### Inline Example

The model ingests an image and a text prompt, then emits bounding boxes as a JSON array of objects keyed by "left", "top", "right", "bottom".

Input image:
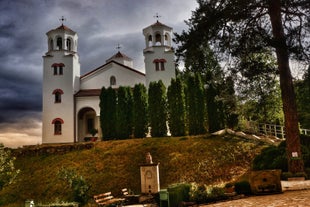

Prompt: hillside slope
[{"left": 0, "top": 134, "right": 271, "bottom": 206}]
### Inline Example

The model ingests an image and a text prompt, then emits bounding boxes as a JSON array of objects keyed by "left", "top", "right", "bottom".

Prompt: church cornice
[{"left": 80, "top": 60, "right": 145, "bottom": 80}]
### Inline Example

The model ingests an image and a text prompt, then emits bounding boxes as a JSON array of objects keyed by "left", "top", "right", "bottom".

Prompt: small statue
[{"left": 146, "top": 152, "right": 153, "bottom": 164}]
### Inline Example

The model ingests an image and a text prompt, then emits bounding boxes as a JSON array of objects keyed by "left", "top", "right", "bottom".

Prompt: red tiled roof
[
  {"left": 75, "top": 89, "right": 101, "bottom": 97},
  {"left": 47, "top": 24, "right": 76, "bottom": 34},
  {"left": 150, "top": 21, "right": 172, "bottom": 29},
  {"left": 106, "top": 51, "right": 132, "bottom": 62}
]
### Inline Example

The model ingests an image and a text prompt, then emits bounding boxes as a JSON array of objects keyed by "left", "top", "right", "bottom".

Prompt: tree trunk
[{"left": 268, "top": 0, "right": 304, "bottom": 173}]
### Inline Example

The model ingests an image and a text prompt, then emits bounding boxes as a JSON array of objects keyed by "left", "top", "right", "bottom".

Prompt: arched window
[
  {"left": 153, "top": 59, "right": 166, "bottom": 71},
  {"left": 57, "top": 37, "right": 62, "bottom": 50},
  {"left": 53, "top": 89, "right": 64, "bottom": 103},
  {"left": 51, "top": 63, "right": 65, "bottom": 75},
  {"left": 66, "top": 38, "right": 71, "bottom": 51},
  {"left": 155, "top": 33, "right": 161, "bottom": 45},
  {"left": 110, "top": 76, "right": 116, "bottom": 86},
  {"left": 53, "top": 66, "right": 58, "bottom": 75},
  {"left": 52, "top": 118, "right": 64, "bottom": 135},
  {"left": 148, "top": 35, "right": 153, "bottom": 47},
  {"left": 49, "top": 39, "right": 54, "bottom": 50},
  {"left": 164, "top": 33, "right": 170, "bottom": 46}
]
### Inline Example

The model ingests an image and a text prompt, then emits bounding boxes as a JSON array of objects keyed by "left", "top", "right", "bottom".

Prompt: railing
[{"left": 248, "top": 122, "right": 310, "bottom": 139}]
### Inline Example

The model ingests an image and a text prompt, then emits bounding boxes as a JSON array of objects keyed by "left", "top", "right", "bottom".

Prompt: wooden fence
[{"left": 248, "top": 122, "right": 310, "bottom": 139}]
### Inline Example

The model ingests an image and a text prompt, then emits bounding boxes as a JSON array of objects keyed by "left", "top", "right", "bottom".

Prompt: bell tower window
[
  {"left": 52, "top": 118, "right": 64, "bottom": 135},
  {"left": 51, "top": 63, "right": 65, "bottom": 75},
  {"left": 155, "top": 33, "right": 161, "bottom": 45},
  {"left": 53, "top": 89, "right": 64, "bottom": 103},
  {"left": 148, "top": 35, "right": 153, "bottom": 47},
  {"left": 153, "top": 59, "right": 166, "bottom": 71},
  {"left": 59, "top": 66, "right": 63, "bottom": 75},
  {"left": 57, "top": 37, "right": 62, "bottom": 50},
  {"left": 53, "top": 66, "right": 58, "bottom": 75},
  {"left": 49, "top": 39, "right": 54, "bottom": 51},
  {"left": 66, "top": 38, "right": 71, "bottom": 51}
]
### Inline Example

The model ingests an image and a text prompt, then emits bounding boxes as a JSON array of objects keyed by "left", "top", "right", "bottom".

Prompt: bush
[
  {"left": 234, "top": 181, "right": 251, "bottom": 195},
  {"left": 252, "top": 135, "right": 310, "bottom": 174},
  {"left": 207, "top": 187, "right": 227, "bottom": 202},
  {"left": 189, "top": 183, "right": 227, "bottom": 204},
  {"left": 252, "top": 142, "right": 287, "bottom": 171},
  {"left": 189, "top": 184, "right": 208, "bottom": 204},
  {"left": 168, "top": 183, "right": 191, "bottom": 207},
  {"left": 58, "top": 167, "right": 90, "bottom": 205}
]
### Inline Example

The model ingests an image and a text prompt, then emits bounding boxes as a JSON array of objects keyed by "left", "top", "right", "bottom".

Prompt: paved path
[{"left": 201, "top": 190, "right": 310, "bottom": 207}]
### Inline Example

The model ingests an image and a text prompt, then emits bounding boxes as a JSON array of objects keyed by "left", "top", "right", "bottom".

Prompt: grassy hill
[{"left": 0, "top": 134, "right": 272, "bottom": 206}]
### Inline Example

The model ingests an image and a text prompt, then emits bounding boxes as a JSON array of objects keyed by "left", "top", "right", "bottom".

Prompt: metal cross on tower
[
  {"left": 116, "top": 43, "right": 122, "bottom": 51},
  {"left": 59, "top": 16, "right": 66, "bottom": 25},
  {"left": 153, "top": 13, "right": 161, "bottom": 22}
]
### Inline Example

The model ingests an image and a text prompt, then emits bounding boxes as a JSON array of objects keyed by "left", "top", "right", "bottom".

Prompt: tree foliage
[
  {"left": 167, "top": 77, "right": 186, "bottom": 136},
  {"left": 186, "top": 73, "right": 206, "bottom": 135},
  {"left": 133, "top": 84, "right": 148, "bottom": 138},
  {"left": 116, "top": 86, "right": 133, "bottom": 139},
  {"left": 237, "top": 52, "right": 284, "bottom": 124},
  {"left": 175, "top": 0, "right": 310, "bottom": 173},
  {"left": 148, "top": 81, "right": 168, "bottom": 137},
  {"left": 0, "top": 144, "right": 19, "bottom": 190},
  {"left": 295, "top": 66, "right": 310, "bottom": 129},
  {"left": 100, "top": 87, "right": 117, "bottom": 140}
]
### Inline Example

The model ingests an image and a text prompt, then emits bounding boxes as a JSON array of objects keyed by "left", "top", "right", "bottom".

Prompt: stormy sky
[{"left": 0, "top": 0, "right": 198, "bottom": 148}]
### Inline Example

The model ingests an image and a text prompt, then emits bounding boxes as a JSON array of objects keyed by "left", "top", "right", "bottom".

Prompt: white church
[{"left": 42, "top": 20, "right": 176, "bottom": 144}]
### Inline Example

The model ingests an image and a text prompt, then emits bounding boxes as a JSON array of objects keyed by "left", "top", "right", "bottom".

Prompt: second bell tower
[{"left": 143, "top": 20, "right": 175, "bottom": 88}]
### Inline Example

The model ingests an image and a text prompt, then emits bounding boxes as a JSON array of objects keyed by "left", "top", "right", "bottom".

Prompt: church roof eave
[{"left": 80, "top": 60, "right": 145, "bottom": 80}]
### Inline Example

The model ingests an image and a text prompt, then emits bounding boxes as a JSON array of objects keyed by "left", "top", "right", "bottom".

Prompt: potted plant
[{"left": 90, "top": 128, "right": 98, "bottom": 141}]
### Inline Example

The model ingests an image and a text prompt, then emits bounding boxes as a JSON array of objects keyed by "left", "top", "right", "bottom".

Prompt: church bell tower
[
  {"left": 143, "top": 19, "right": 175, "bottom": 88},
  {"left": 42, "top": 19, "right": 80, "bottom": 144}
]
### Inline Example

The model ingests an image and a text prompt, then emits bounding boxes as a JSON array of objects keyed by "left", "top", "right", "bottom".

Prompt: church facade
[{"left": 42, "top": 21, "right": 175, "bottom": 144}]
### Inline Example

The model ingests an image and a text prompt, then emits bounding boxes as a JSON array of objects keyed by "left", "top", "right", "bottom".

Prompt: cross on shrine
[
  {"left": 153, "top": 13, "right": 161, "bottom": 21},
  {"left": 59, "top": 16, "right": 66, "bottom": 25},
  {"left": 116, "top": 43, "right": 122, "bottom": 51}
]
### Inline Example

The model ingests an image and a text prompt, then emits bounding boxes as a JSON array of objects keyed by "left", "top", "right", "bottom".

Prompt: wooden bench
[
  {"left": 121, "top": 188, "right": 139, "bottom": 205},
  {"left": 122, "top": 188, "right": 129, "bottom": 196},
  {"left": 94, "top": 192, "right": 125, "bottom": 206}
]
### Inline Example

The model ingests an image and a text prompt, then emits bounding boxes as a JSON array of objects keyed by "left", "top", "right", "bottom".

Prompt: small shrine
[{"left": 140, "top": 152, "right": 160, "bottom": 194}]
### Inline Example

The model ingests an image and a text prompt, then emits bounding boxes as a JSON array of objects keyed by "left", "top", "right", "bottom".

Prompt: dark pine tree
[
  {"left": 133, "top": 84, "right": 148, "bottom": 138},
  {"left": 167, "top": 77, "right": 186, "bottom": 136},
  {"left": 116, "top": 86, "right": 133, "bottom": 139},
  {"left": 99, "top": 87, "right": 117, "bottom": 140},
  {"left": 148, "top": 80, "right": 167, "bottom": 137}
]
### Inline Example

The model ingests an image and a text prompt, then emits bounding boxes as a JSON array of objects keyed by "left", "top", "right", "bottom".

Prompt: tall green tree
[
  {"left": 236, "top": 52, "right": 284, "bottom": 124},
  {"left": 116, "top": 86, "right": 133, "bottom": 139},
  {"left": 0, "top": 144, "right": 19, "bottom": 190},
  {"left": 100, "top": 87, "right": 117, "bottom": 140},
  {"left": 175, "top": 0, "right": 310, "bottom": 173},
  {"left": 133, "top": 84, "right": 148, "bottom": 138},
  {"left": 186, "top": 73, "right": 206, "bottom": 135},
  {"left": 167, "top": 77, "right": 186, "bottom": 136},
  {"left": 148, "top": 81, "right": 167, "bottom": 137}
]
